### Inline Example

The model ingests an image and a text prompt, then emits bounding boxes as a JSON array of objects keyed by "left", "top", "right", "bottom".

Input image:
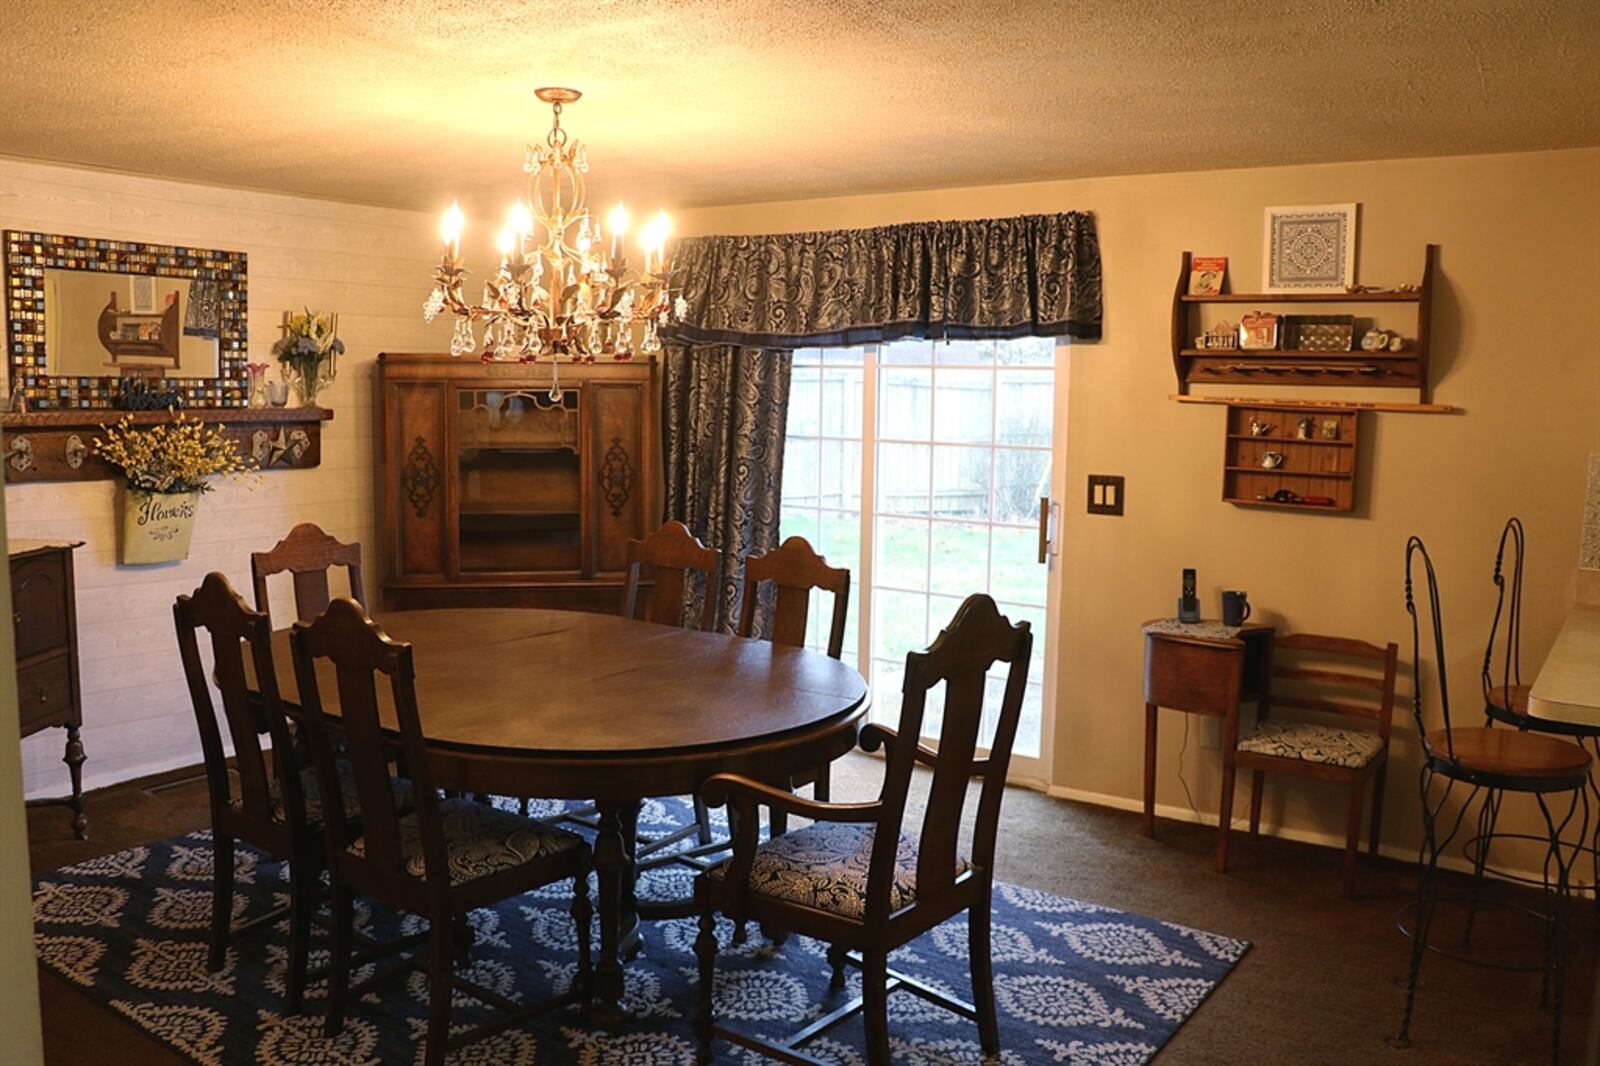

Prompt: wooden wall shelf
[
  {"left": 1, "top": 406, "right": 332, "bottom": 483},
  {"left": 1220, "top": 403, "right": 1360, "bottom": 513},
  {"left": 1171, "top": 245, "right": 1437, "bottom": 402}
]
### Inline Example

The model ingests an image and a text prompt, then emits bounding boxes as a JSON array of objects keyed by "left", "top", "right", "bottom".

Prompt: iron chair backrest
[
  {"left": 1481, "top": 516, "right": 1525, "bottom": 706},
  {"left": 252, "top": 522, "right": 366, "bottom": 625},
  {"left": 1404, "top": 535, "right": 1457, "bottom": 765},
  {"left": 1265, "top": 633, "right": 1400, "bottom": 744},
  {"left": 622, "top": 520, "right": 720, "bottom": 630},
  {"left": 870, "top": 594, "right": 1032, "bottom": 921},
  {"left": 737, "top": 535, "right": 850, "bottom": 657},
  {"left": 174, "top": 572, "right": 305, "bottom": 830},
  {"left": 289, "top": 598, "right": 446, "bottom": 907}
]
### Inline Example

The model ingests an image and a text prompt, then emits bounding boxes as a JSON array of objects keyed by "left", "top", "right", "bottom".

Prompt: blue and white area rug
[{"left": 32, "top": 799, "right": 1249, "bottom": 1064}]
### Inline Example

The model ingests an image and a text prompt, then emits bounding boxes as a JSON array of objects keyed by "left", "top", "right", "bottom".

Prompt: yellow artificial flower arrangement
[{"left": 93, "top": 412, "right": 251, "bottom": 494}]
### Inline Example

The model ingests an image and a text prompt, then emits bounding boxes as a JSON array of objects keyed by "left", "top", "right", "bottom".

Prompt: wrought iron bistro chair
[
  {"left": 738, "top": 535, "right": 852, "bottom": 839},
  {"left": 694, "top": 594, "right": 1033, "bottom": 1064},
  {"left": 1393, "top": 537, "right": 1591, "bottom": 1062},
  {"left": 251, "top": 521, "right": 367, "bottom": 625},
  {"left": 1473, "top": 518, "right": 1600, "bottom": 905},
  {"left": 290, "top": 599, "right": 593, "bottom": 1066},
  {"left": 1232, "top": 633, "right": 1399, "bottom": 897},
  {"left": 174, "top": 573, "right": 327, "bottom": 1011}
]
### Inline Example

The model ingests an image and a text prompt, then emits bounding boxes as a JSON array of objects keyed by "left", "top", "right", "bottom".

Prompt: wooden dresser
[{"left": 10, "top": 539, "right": 87, "bottom": 839}]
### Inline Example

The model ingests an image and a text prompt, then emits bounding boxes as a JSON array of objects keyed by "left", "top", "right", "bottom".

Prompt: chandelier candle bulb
[{"left": 440, "top": 200, "right": 464, "bottom": 259}]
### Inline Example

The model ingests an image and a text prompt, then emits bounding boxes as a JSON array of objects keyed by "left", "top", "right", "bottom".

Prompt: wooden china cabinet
[{"left": 377, "top": 353, "right": 658, "bottom": 613}]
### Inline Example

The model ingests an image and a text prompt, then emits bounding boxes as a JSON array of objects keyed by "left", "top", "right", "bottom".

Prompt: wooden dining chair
[
  {"left": 173, "top": 572, "right": 323, "bottom": 1011},
  {"left": 618, "top": 519, "right": 721, "bottom": 852},
  {"left": 622, "top": 519, "right": 720, "bottom": 630},
  {"left": 1231, "top": 632, "right": 1399, "bottom": 896},
  {"left": 289, "top": 598, "right": 593, "bottom": 1065},
  {"left": 694, "top": 594, "right": 1033, "bottom": 1064},
  {"left": 251, "top": 522, "right": 366, "bottom": 624},
  {"left": 737, "top": 534, "right": 850, "bottom": 837}
]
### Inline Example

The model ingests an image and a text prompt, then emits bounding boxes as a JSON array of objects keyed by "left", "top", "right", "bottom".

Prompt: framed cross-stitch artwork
[{"left": 1262, "top": 204, "right": 1358, "bottom": 293}]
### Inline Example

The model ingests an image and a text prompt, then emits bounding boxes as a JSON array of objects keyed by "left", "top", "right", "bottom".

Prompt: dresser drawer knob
[{"left": 37, "top": 685, "right": 48, "bottom": 704}]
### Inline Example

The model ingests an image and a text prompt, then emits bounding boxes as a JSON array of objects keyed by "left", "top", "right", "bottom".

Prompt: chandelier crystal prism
[{"left": 423, "top": 87, "right": 681, "bottom": 366}]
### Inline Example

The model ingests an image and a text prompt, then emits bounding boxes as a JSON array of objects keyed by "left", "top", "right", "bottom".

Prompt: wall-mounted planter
[
  {"left": 0, "top": 406, "right": 332, "bottom": 483},
  {"left": 120, "top": 488, "right": 200, "bottom": 564}
]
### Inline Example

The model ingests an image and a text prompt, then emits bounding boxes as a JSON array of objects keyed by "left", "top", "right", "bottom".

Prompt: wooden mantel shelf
[{"left": 1, "top": 406, "right": 334, "bottom": 483}]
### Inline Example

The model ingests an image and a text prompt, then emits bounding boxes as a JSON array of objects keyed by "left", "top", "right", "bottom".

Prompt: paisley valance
[{"left": 663, "top": 212, "right": 1102, "bottom": 348}]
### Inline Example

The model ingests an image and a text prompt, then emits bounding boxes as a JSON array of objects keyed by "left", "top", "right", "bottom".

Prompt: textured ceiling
[{"left": 2, "top": 1, "right": 1596, "bottom": 215}]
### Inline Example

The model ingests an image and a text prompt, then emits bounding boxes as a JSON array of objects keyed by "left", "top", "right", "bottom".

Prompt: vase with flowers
[
  {"left": 94, "top": 413, "right": 251, "bottom": 564},
  {"left": 272, "top": 309, "right": 344, "bottom": 408}
]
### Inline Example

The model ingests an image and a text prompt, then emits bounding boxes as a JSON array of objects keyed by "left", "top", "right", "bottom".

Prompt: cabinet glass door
[{"left": 456, "top": 388, "right": 582, "bottom": 573}]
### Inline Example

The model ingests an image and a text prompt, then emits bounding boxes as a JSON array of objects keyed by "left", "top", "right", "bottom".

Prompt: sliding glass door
[{"left": 782, "top": 337, "right": 1063, "bottom": 782}]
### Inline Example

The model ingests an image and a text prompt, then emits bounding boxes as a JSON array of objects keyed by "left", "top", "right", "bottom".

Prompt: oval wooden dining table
[{"left": 267, "top": 606, "right": 870, "bottom": 1019}]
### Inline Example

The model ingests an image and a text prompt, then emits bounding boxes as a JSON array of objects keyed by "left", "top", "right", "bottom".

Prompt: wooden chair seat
[
  {"left": 1237, "top": 720, "right": 1385, "bottom": 770},
  {"left": 256, "top": 762, "right": 414, "bottom": 827},
  {"left": 1425, "top": 726, "right": 1592, "bottom": 778},
  {"left": 350, "top": 797, "right": 586, "bottom": 886},
  {"left": 704, "top": 821, "right": 970, "bottom": 920},
  {"left": 1485, "top": 683, "right": 1532, "bottom": 716}
]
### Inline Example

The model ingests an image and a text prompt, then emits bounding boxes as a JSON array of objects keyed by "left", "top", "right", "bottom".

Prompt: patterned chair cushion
[
  {"left": 350, "top": 798, "right": 585, "bottom": 885},
  {"left": 260, "top": 761, "right": 414, "bottom": 827},
  {"left": 1236, "top": 721, "right": 1385, "bottom": 770},
  {"left": 704, "top": 821, "right": 970, "bottom": 920}
]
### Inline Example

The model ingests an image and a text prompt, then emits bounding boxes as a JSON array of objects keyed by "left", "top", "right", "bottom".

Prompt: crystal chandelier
[{"left": 423, "top": 87, "right": 680, "bottom": 378}]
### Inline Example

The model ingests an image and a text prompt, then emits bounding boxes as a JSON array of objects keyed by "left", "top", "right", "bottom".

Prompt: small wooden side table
[
  {"left": 10, "top": 539, "right": 87, "bottom": 839},
  {"left": 1141, "top": 619, "right": 1274, "bottom": 871}
]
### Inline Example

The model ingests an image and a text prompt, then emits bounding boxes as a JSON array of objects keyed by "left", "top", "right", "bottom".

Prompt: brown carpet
[{"left": 26, "top": 754, "right": 1596, "bottom": 1065}]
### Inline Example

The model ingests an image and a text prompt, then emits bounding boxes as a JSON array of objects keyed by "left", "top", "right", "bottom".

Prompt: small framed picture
[
  {"left": 1188, "top": 256, "right": 1228, "bottom": 296},
  {"left": 1263, "top": 203, "right": 1358, "bottom": 293},
  {"left": 1238, "top": 310, "right": 1280, "bottom": 350}
]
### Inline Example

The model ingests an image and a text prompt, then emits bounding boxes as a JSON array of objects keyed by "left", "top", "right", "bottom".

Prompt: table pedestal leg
[{"left": 592, "top": 798, "right": 642, "bottom": 1025}]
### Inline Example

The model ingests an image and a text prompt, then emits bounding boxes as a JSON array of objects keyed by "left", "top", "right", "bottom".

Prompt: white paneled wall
[{"left": 1, "top": 158, "right": 465, "bottom": 797}]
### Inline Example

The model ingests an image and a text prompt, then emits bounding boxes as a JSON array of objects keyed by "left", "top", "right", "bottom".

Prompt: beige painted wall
[
  {"left": 676, "top": 147, "right": 1600, "bottom": 867},
  {"left": 0, "top": 157, "right": 500, "bottom": 797}
]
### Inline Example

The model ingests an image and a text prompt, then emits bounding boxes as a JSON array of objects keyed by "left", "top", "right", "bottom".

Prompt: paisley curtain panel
[
  {"left": 665, "top": 211, "right": 1103, "bottom": 349},
  {"left": 662, "top": 344, "right": 793, "bottom": 632}
]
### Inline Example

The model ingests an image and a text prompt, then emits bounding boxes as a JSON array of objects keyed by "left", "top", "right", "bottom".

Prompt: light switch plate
[{"left": 1087, "top": 474, "right": 1125, "bottom": 516}]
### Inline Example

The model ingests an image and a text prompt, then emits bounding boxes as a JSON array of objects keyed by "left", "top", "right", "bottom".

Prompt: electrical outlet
[{"left": 1087, "top": 474, "right": 1125, "bottom": 515}]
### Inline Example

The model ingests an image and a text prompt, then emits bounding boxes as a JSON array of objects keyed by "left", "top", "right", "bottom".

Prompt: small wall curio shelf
[{"left": 0, "top": 406, "right": 333, "bottom": 484}]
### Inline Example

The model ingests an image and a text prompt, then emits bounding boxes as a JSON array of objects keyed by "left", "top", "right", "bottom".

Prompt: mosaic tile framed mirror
[{"left": 3, "top": 230, "right": 248, "bottom": 410}]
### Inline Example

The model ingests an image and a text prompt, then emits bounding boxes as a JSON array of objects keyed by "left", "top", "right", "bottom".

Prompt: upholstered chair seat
[
  {"left": 350, "top": 797, "right": 586, "bottom": 885},
  {"left": 705, "top": 820, "right": 970, "bottom": 920},
  {"left": 1236, "top": 720, "right": 1385, "bottom": 770},
  {"left": 259, "top": 761, "right": 415, "bottom": 826}
]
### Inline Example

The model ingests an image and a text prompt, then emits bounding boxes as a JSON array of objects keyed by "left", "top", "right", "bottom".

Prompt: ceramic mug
[{"left": 1221, "top": 590, "right": 1251, "bottom": 627}]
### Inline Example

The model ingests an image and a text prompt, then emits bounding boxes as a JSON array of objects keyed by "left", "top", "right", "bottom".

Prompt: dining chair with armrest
[{"left": 694, "top": 593, "right": 1033, "bottom": 1064}]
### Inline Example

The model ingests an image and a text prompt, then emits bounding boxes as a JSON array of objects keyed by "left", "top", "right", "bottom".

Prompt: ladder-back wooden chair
[
  {"left": 173, "top": 572, "right": 322, "bottom": 1011},
  {"left": 251, "top": 522, "right": 366, "bottom": 625},
  {"left": 619, "top": 520, "right": 721, "bottom": 852},
  {"left": 738, "top": 534, "right": 851, "bottom": 837},
  {"left": 1231, "top": 632, "right": 1399, "bottom": 896},
  {"left": 622, "top": 519, "right": 720, "bottom": 630},
  {"left": 290, "top": 598, "right": 593, "bottom": 1066},
  {"left": 1393, "top": 537, "right": 1591, "bottom": 1060},
  {"left": 694, "top": 594, "right": 1033, "bottom": 1064}
]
